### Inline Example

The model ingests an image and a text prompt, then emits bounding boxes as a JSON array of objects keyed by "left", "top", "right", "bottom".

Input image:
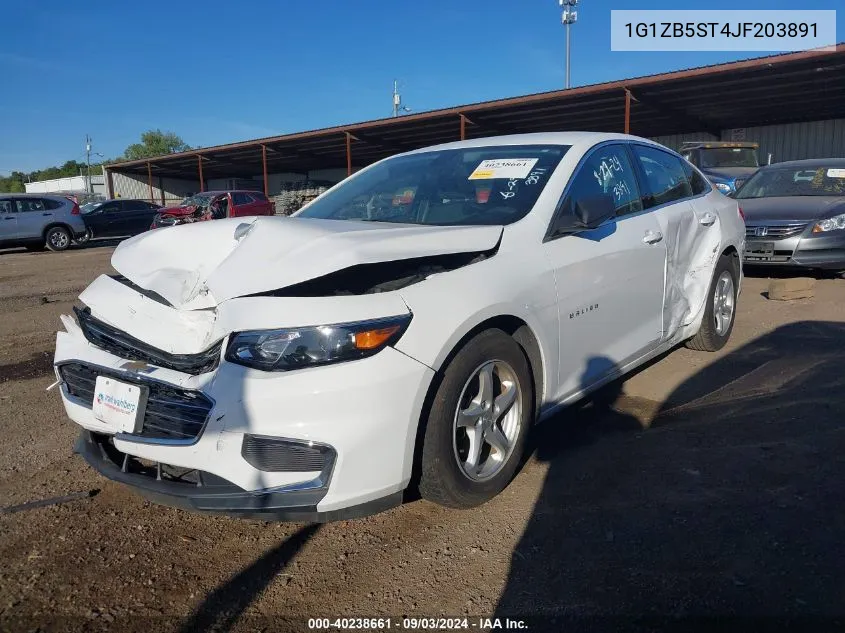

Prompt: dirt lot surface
[{"left": 1, "top": 244, "right": 844, "bottom": 632}]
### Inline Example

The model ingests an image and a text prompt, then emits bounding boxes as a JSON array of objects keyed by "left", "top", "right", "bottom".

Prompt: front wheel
[
  {"left": 686, "top": 253, "right": 738, "bottom": 352},
  {"left": 74, "top": 228, "right": 92, "bottom": 245},
  {"left": 44, "top": 226, "right": 71, "bottom": 252},
  {"left": 418, "top": 329, "right": 533, "bottom": 509}
]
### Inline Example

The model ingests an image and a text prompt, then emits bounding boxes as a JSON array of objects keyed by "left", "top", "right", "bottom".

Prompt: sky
[{"left": 0, "top": 0, "right": 842, "bottom": 173}]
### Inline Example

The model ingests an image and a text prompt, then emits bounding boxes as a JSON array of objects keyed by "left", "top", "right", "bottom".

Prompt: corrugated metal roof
[{"left": 109, "top": 45, "right": 845, "bottom": 179}]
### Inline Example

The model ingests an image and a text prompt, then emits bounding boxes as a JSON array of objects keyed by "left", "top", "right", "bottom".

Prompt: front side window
[
  {"left": 632, "top": 145, "right": 693, "bottom": 208},
  {"left": 558, "top": 144, "right": 642, "bottom": 220},
  {"left": 736, "top": 166, "right": 845, "bottom": 199},
  {"left": 210, "top": 195, "right": 229, "bottom": 219},
  {"left": 16, "top": 198, "right": 46, "bottom": 213},
  {"left": 0, "top": 199, "right": 14, "bottom": 214},
  {"left": 297, "top": 145, "right": 569, "bottom": 226}
]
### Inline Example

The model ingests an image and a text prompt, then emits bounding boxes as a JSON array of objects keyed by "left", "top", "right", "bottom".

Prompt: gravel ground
[{"left": 0, "top": 243, "right": 844, "bottom": 633}]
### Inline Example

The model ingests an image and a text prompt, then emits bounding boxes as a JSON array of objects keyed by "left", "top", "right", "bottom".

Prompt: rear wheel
[
  {"left": 44, "top": 226, "right": 71, "bottom": 252},
  {"left": 686, "top": 253, "right": 738, "bottom": 352},
  {"left": 419, "top": 329, "right": 533, "bottom": 509}
]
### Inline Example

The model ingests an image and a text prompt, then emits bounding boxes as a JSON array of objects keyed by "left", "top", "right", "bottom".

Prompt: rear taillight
[
  {"left": 71, "top": 203, "right": 80, "bottom": 215},
  {"left": 737, "top": 205, "right": 745, "bottom": 222}
]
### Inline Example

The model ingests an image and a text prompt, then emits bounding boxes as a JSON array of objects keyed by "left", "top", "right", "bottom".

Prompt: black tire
[
  {"left": 686, "top": 253, "right": 739, "bottom": 352},
  {"left": 44, "top": 226, "right": 71, "bottom": 252},
  {"left": 418, "top": 329, "right": 534, "bottom": 509},
  {"left": 74, "top": 228, "right": 92, "bottom": 245}
]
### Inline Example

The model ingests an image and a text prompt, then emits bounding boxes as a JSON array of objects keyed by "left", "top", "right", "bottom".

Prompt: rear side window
[
  {"left": 0, "top": 199, "right": 13, "bottom": 214},
  {"left": 560, "top": 144, "right": 643, "bottom": 219},
  {"left": 232, "top": 192, "right": 252, "bottom": 205},
  {"left": 251, "top": 192, "right": 268, "bottom": 201},
  {"left": 43, "top": 198, "right": 64, "bottom": 210},
  {"left": 682, "top": 162, "right": 711, "bottom": 195},
  {"left": 631, "top": 145, "right": 693, "bottom": 208},
  {"left": 16, "top": 198, "right": 46, "bottom": 213}
]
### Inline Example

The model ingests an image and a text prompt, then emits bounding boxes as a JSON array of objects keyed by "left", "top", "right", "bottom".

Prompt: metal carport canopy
[{"left": 109, "top": 44, "right": 845, "bottom": 185}]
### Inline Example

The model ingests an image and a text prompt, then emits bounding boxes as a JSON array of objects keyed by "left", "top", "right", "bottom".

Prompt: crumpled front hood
[
  {"left": 111, "top": 216, "right": 503, "bottom": 309},
  {"left": 159, "top": 204, "right": 199, "bottom": 217}
]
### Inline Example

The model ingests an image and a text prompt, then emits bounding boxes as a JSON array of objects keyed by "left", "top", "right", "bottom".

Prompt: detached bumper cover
[{"left": 75, "top": 430, "right": 402, "bottom": 522}]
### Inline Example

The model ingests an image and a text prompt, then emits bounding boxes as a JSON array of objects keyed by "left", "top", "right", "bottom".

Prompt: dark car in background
[
  {"left": 680, "top": 141, "right": 761, "bottom": 195},
  {"left": 150, "top": 190, "right": 273, "bottom": 229},
  {"left": 737, "top": 158, "right": 845, "bottom": 272},
  {"left": 78, "top": 199, "right": 162, "bottom": 243}
]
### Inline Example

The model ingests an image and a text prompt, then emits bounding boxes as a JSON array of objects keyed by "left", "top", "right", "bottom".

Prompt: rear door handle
[
  {"left": 700, "top": 212, "right": 717, "bottom": 226},
  {"left": 42, "top": 212, "right": 53, "bottom": 216},
  {"left": 643, "top": 230, "right": 663, "bottom": 245},
  {"left": 3, "top": 217, "right": 15, "bottom": 220}
]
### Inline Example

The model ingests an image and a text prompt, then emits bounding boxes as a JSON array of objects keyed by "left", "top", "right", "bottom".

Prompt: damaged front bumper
[
  {"left": 54, "top": 288, "right": 435, "bottom": 520},
  {"left": 74, "top": 430, "right": 402, "bottom": 521}
]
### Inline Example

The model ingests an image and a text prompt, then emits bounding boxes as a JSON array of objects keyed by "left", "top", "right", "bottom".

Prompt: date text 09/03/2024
[{"left": 307, "top": 617, "right": 528, "bottom": 630}]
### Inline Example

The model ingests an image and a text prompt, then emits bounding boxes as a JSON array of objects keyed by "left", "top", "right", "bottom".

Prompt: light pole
[
  {"left": 85, "top": 135, "right": 92, "bottom": 193},
  {"left": 560, "top": 0, "right": 579, "bottom": 89}
]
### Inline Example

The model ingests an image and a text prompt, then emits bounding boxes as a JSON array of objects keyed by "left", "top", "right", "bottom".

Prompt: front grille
[
  {"left": 744, "top": 223, "right": 807, "bottom": 240},
  {"left": 75, "top": 307, "right": 221, "bottom": 375},
  {"left": 59, "top": 362, "right": 214, "bottom": 441}
]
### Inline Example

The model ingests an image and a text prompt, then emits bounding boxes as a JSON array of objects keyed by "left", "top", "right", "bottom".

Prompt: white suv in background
[{"left": 53, "top": 132, "right": 745, "bottom": 521}]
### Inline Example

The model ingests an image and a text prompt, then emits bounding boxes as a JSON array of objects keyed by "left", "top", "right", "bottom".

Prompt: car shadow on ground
[
  {"left": 496, "top": 322, "right": 845, "bottom": 631},
  {"left": 176, "top": 524, "right": 320, "bottom": 633}
]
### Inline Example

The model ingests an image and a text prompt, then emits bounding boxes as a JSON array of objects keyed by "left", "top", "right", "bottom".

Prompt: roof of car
[
  {"left": 760, "top": 158, "right": 845, "bottom": 170},
  {"left": 406, "top": 132, "right": 656, "bottom": 155},
  {"left": 191, "top": 190, "right": 263, "bottom": 196},
  {"left": 0, "top": 192, "right": 72, "bottom": 199},
  {"left": 679, "top": 141, "right": 759, "bottom": 149}
]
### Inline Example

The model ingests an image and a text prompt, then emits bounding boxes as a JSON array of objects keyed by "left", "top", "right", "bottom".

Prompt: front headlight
[
  {"left": 714, "top": 182, "right": 732, "bottom": 194},
  {"left": 225, "top": 314, "right": 412, "bottom": 371},
  {"left": 813, "top": 213, "right": 845, "bottom": 233}
]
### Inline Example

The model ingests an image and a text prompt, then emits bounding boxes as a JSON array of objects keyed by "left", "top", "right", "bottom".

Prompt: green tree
[
  {"left": 123, "top": 129, "right": 191, "bottom": 161},
  {"left": 0, "top": 171, "right": 26, "bottom": 193}
]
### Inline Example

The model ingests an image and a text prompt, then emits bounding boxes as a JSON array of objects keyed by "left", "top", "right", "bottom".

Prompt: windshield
[
  {"left": 736, "top": 166, "right": 845, "bottom": 199},
  {"left": 296, "top": 145, "right": 569, "bottom": 226},
  {"left": 80, "top": 202, "right": 103, "bottom": 215},
  {"left": 181, "top": 194, "right": 214, "bottom": 208},
  {"left": 699, "top": 148, "right": 758, "bottom": 169}
]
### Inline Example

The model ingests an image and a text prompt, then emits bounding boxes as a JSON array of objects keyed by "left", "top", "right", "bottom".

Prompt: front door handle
[
  {"left": 3, "top": 216, "right": 15, "bottom": 220},
  {"left": 643, "top": 230, "right": 663, "bottom": 245},
  {"left": 699, "top": 212, "right": 717, "bottom": 226}
]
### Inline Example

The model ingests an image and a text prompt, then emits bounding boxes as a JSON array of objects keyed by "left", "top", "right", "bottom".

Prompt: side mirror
[{"left": 552, "top": 193, "right": 616, "bottom": 235}]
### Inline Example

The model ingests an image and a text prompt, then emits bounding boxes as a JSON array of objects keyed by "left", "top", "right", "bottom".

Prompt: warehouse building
[{"left": 105, "top": 45, "right": 845, "bottom": 209}]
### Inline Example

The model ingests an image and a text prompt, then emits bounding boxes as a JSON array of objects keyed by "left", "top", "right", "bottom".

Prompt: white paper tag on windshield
[
  {"left": 469, "top": 158, "right": 539, "bottom": 180},
  {"left": 826, "top": 168, "right": 845, "bottom": 178}
]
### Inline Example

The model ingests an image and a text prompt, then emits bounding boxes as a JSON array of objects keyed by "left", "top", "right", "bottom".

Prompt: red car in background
[{"left": 150, "top": 190, "right": 274, "bottom": 229}]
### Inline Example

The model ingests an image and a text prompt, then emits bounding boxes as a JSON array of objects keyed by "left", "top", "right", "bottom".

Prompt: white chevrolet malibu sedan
[{"left": 53, "top": 132, "right": 745, "bottom": 521}]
